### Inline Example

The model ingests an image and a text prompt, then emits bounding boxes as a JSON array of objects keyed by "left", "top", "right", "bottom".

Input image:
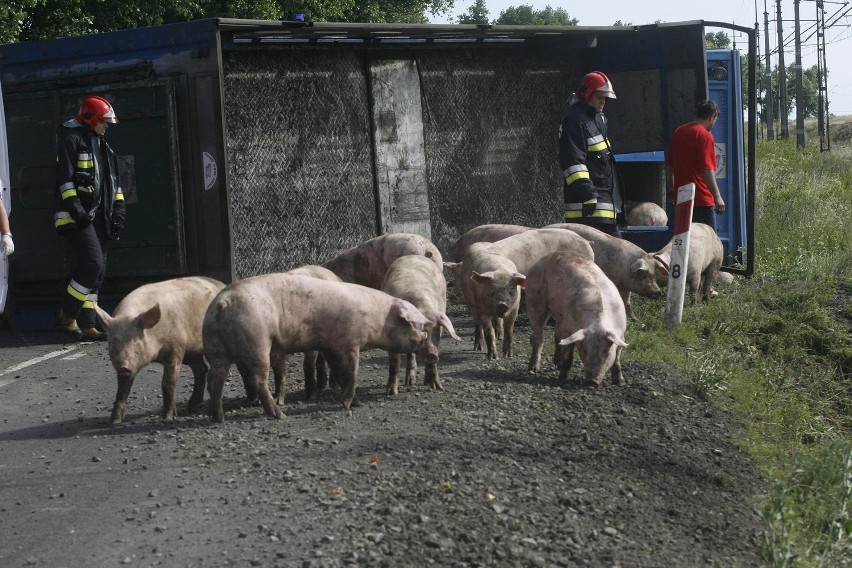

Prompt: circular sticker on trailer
[
  {"left": 714, "top": 142, "right": 727, "bottom": 179},
  {"left": 203, "top": 152, "right": 218, "bottom": 191}
]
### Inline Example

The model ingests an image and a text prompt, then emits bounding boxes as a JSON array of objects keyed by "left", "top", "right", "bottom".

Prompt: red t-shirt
[{"left": 666, "top": 122, "right": 718, "bottom": 207}]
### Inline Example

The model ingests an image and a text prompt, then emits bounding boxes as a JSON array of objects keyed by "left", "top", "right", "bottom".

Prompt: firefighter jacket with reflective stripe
[
  {"left": 54, "top": 120, "right": 125, "bottom": 238},
  {"left": 558, "top": 102, "right": 623, "bottom": 224}
]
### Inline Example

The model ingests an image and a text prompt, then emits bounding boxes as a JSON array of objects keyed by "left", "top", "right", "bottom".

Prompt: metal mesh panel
[
  {"left": 223, "top": 50, "right": 377, "bottom": 279},
  {"left": 418, "top": 50, "right": 581, "bottom": 257}
]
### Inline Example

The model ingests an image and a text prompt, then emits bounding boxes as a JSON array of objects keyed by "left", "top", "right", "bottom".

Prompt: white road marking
[
  {"left": 61, "top": 352, "right": 88, "bottom": 361},
  {"left": 0, "top": 345, "right": 81, "bottom": 386}
]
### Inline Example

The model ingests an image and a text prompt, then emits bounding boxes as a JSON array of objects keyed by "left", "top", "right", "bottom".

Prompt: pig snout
[
  {"left": 117, "top": 367, "right": 134, "bottom": 381},
  {"left": 495, "top": 302, "right": 511, "bottom": 317}
]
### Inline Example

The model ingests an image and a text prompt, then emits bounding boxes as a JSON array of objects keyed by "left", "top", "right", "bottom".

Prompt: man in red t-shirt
[{"left": 665, "top": 99, "right": 726, "bottom": 230}]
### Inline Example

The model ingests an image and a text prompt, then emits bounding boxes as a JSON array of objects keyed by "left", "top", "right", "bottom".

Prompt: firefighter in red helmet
[
  {"left": 54, "top": 95, "right": 126, "bottom": 341},
  {"left": 558, "top": 71, "right": 624, "bottom": 236}
]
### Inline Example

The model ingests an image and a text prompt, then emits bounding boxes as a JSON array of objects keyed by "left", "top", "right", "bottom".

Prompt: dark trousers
[
  {"left": 692, "top": 206, "right": 717, "bottom": 231},
  {"left": 61, "top": 215, "right": 108, "bottom": 329},
  {"left": 564, "top": 218, "right": 622, "bottom": 238}
]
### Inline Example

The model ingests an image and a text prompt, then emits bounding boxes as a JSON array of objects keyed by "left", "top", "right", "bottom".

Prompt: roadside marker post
[{"left": 664, "top": 183, "right": 695, "bottom": 329}]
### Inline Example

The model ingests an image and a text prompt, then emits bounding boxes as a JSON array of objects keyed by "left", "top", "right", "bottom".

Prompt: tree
[
  {"left": 495, "top": 4, "right": 577, "bottom": 26},
  {"left": 0, "top": 0, "right": 458, "bottom": 43},
  {"left": 705, "top": 31, "right": 731, "bottom": 49},
  {"left": 457, "top": 0, "right": 489, "bottom": 25}
]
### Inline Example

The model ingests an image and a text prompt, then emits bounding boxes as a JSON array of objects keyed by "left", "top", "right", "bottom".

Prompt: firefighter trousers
[{"left": 60, "top": 215, "right": 108, "bottom": 329}]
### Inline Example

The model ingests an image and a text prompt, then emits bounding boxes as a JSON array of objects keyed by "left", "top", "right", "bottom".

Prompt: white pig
[
  {"left": 449, "top": 224, "right": 532, "bottom": 262},
  {"left": 545, "top": 223, "right": 669, "bottom": 320},
  {"left": 322, "top": 232, "right": 443, "bottom": 289},
  {"left": 94, "top": 276, "right": 226, "bottom": 424},
  {"left": 444, "top": 242, "right": 526, "bottom": 360},
  {"left": 653, "top": 222, "right": 724, "bottom": 303},
  {"left": 526, "top": 253, "right": 628, "bottom": 386},
  {"left": 203, "top": 274, "right": 431, "bottom": 422},
  {"left": 381, "top": 255, "right": 461, "bottom": 394},
  {"left": 275, "top": 265, "right": 343, "bottom": 403},
  {"left": 626, "top": 202, "right": 669, "bottom": 226}
]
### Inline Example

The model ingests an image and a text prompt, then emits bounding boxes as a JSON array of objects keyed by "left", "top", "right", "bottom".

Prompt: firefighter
[
  {"left": 558, "top": 71, "right": 624, "bottom": 237},
  {"left": 54, "top": 95, "right": 125, "bottom": 341}
]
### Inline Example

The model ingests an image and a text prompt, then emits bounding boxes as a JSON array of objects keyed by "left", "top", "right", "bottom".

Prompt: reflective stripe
[
  {"left": 60, "top": 181, "right": 75, "bottom": 192},
  {"left": 82, "top": 300, "right": 96, "bottom": 309},
  {"left": 66, "top": 279, "right": 91, "bottom": 302},
  {"left": 54, "top": 211, "right": 75, "bottom": 229},
  {"left": 77, "top": 186, "right": 93, "bottom": 194},
  {"left": 78, "top": 153, "right": 93, "bottom": 161},
  {"left": 563, "top": 164, "right": 588, "bottom": 177},
  {"left": 587, "top": 134, "right": 604, "bottom": 146},
  {"left": 565, "top": 170, "right": 590, "bottom": 185},
  {"left": 114, "top": 192, "right": 125, "bottom": 201},
  {"left": 564, "top": 209, "right": 617, "bottom": 220},
  {"left": 588, "top": 140, "right": 610, "bottom": 152},
  {"left": 77, "top": 160, "right": 94, "bottom": 169},
  {"left": 61, "top": 187, "right": 78, "bottom": 200}
]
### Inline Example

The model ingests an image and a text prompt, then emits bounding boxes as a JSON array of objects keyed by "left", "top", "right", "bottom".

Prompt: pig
[
  {"left": 381, "top": 255, "right": 461, "bottom": 394},
  {"left": 322, "top": 232, "right": 443, "bottom": 289},
  {"left": 203, "top": 274, "right": 432, "bottom": 422},
  {"left": 544, "top": 223, "right": 669, "bottom": 320},
  {"left": 653, "top": 222, "right": 724, "bottom": 303},
  {"left": 275, "top": 265, "right": 343, "bottom": 403},
  {"left": 445, "top": 228, "right": 594, "bottom": 359},
  {"left": 444, "top": 243, "right": 526, "bottom": 360},
  {"left": 94, "top": 276, "right": 226, "bottom": 424},
  {"left": 626, "top": 201, "right": 669, "bottom": 226},
  {"left": 525, "top": 252, "right": 628, "bottom": 387},
  {"left": 449, "top": 224, "right": 532, "bottom": 262}
]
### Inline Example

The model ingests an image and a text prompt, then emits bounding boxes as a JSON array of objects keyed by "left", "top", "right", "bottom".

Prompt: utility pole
[
  {"left": 794, "top": 0, "right": 805, "bottom": 149},
  {"left": 776, "top": 0, "right": 788, "bottom": 139},
  {"left": 816, "top": 0, "right": 830, "bottom": 151},
  {"left": 764, "top": 0, "right": 775, "bottom": 140}
]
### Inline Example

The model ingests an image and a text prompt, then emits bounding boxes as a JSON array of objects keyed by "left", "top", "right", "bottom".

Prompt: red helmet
[
  {"left": 575, "top": 71, "right": 617, "bottom": 104},
  {"left": 75, "top": 95, "right": 118, "bottom": 129}
]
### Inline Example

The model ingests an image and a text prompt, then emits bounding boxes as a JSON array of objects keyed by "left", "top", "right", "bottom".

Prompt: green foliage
[
  {"left": 705, "top": 30, "right": 731, "bottom": 49},
  {"left": 0, "top": 0, "right": 457, "bottom": 42},
  {"left": 626, "top": 138, "right": 852, "bottom": 565},
  {"left": 457, "top": 0, "right": 488, "bottom": 24},
  {"left": 495, "top": 4, "right": 577, "bottom": 26}
]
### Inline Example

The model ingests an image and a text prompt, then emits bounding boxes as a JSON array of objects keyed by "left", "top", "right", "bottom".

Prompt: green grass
[{"left": 624, "top": 131, "right": 852, "bottom": 566}]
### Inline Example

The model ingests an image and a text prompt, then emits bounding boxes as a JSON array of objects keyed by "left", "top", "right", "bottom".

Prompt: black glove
[
  {"left": 111, "top": 216, "right": 125, "bottom": 237},
  {"left": 74, "top": 171, "right": 94, "bottom": 186},
  {"left": 582, "top": 201, "right": 598, "bottom": 218}
]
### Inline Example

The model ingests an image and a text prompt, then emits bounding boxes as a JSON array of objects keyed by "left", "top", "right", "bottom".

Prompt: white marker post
[{"left": 664, "top": 183, "right": 695, "bottom": 329}]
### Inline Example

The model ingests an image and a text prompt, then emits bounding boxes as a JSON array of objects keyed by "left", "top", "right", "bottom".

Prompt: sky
[{"left": 430, "top": 0, "right": 852, "bottom": 116}]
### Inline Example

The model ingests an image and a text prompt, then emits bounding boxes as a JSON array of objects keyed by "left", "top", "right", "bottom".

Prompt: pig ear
[
  {"left": 653, "top": 253, "right": 671, "bottom": 273},
  {"left": 135, "top": 304, "right": 162, "bottom": 330},
  {"left": 513, "top": 273, "right": 527, "bottom": 289},
  {"left": 630, "top": 258, "right": 649, "bottom": 274},
  {"left": 443, "top": 261, "right": 461, "bottom": 272},
  {"left": 559, "top": 329, "right": 586, "bottom": 346},
  {"left": 94, "top": 303, "right": 114, "bottom": 330},
  {"left": 395, "top": 300, "right": 429, "bottom": 326},
  {"left": 470, "top": 271, "right": 494, "bottom": 285},
  {"left": 438, "top": 313, "right": 462, "bottom": 341},
  {"left": 607, "top": 331, "right": 629, "bottom": 348}
]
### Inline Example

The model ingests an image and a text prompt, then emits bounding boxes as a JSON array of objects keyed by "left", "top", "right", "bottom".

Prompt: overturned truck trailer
[{"left": 0, "top": 18, "right": 755, "bottom": 329}]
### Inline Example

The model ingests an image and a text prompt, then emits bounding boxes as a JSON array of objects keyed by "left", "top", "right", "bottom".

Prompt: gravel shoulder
[{"left": 0, "top": 305, "right": 766, "bottom": 567}]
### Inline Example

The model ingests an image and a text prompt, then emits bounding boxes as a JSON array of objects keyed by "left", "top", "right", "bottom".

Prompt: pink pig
[
  {"left": 203, "top": 274, "right": 431, "bottom": 422},
  {"left": 526, "top": 253, "right": 628, "bottom": 387}
]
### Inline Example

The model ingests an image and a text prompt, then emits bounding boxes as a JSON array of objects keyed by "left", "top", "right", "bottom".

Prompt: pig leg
[
  {"left": 327, "top": 350, "right": 361, "bottom": 409},
  {"left": 493, "top": 317, "right": 503, "bottom": 341},
  {"left": 271, "top": 352, "right": 287, "bottom": 406},
  {"left": 111, "top": 369, "right": 135, "bottom": 425},
  {"left": 404, "top": 353, "right": 417, "bottom": 388},
  {"left": 501, "top": 306, "right": 519, "bottom": 358},
  {"left": 610, "top": 347, "right": 625, "bottom": 386},
  {"left": 236, "top": 362, "right": 260, "bottom": 405},
  {"left": 481, "top": 318, "right": 499, "bottom": 360},
  {"left": 526, "top": 306, "right": 550, "bottom": 374},
  {"left": 206, "top": 361, "right": 231, "bottom": 423},
  {"left": 386, "top": 352, "right": 401, "bottom": 396},
  {"left": 160, "top": 355, "right": 182, "bottom": 421},
  {"left": 424, "top": 329, "right": 442, "bottom": 391},
  {"left": 245, "top": 359, "right": 284, "bottom": 420},
  {"left": 555, "top": 337, "right": 575, "bottom": 383},
  {"left": 473, "top": 324, "right": 483, "bottom": 351},
  {"left": 303, "top": 351, "right": 320, "bottom": 401},
  {"left": 186, "top": 354, "right": 209, "bottom": 415},
  {"left": 622, "top": 290, "right": 638, "bottom": 321},
  {"left": 315, "top": 352, "right": 329, "bottom": 392}
]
